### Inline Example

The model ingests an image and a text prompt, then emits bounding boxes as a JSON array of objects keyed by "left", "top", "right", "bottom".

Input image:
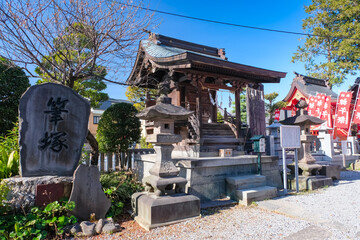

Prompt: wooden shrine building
[{"left": 127, "top": 33, "right": 286, "bottom": 156}]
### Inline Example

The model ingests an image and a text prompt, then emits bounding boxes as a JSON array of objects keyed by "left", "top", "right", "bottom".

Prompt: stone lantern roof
[
  {"left": 136, "top": 95, "right": 193, "bottom": 121},
  {"left": 280, "top": 99, "right": 325, "bottom": 126}
]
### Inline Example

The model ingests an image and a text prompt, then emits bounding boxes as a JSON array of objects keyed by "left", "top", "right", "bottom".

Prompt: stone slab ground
[{"left": 87, "top": 171, "right": 360, "bottom": 240}]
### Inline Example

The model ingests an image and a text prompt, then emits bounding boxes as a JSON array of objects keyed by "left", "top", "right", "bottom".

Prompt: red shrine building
[{"left": 283, "top": 72, "right": 338, "bottom": 118}]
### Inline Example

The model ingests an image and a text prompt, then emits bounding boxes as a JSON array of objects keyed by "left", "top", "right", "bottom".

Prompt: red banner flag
[
  {"left": 274, "top": 109, "right": 280, "bottom": 121},
  {"left": 314, "top": 94, "right": 326, "bottom": 118},
  {"left": 352, "top": 92, "right": 360, "bottom": 124},
  {"left": 307, "top": 96, "right": 317, "bottom": 116},
  {"left": 320, "top": 96, "right": 332, "bottom": 128},
  {"left": 335, "top": 92, "right": 352, "bottom": 129}
]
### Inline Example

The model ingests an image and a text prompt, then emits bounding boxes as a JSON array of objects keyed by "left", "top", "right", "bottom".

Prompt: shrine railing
[
  {"left": 188, "top": 113, "right": 201, "bottom": 141},
  {"left": 88, "top": 148, "right": 155, "bottom": 173}
]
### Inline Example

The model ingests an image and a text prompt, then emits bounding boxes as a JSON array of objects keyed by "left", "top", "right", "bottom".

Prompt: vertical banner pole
[
  {"left": 347, "top": 83, "right": 360, "bottom": 139},
  {"left": 294, "top": 148, "right": 299, "bottom": 193},
  {"left": 282, "top": 148, "right": 287, "bottom": 194}
]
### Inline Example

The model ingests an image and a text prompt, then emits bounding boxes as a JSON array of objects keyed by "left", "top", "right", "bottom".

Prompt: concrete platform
[
  {"left": 132, "top": 192, "right": 200, "bottom": 230},
  {"left": 288, "top": 175, "right": 333, "bottom": 191},
  {"left": 135, "top": 155, "right": 283, "bottom": 202}
]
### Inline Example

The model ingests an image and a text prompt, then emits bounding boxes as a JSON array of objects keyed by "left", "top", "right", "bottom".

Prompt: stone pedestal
[
  {"left": 132, "top": 192, "right": 200, "bottom": 230},
  {"left": 318, "top": 130, "right": 334, "bottom": 161},
  {"left": 288, "top": 175, "right": 333, "bottom": 191}
]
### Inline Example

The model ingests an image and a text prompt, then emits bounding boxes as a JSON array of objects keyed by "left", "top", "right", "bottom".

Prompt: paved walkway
[
  {"left": 257, "top": 170, "right": 360, "bottom": 240},
  {"left": 93, "top": 170, "right": 360, "bottom": 240}
]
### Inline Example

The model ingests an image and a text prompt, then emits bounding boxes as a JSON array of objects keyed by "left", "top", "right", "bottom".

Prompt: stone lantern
[
  {"left": 280, "top": 100, "right": 325, "bottom": 176},
  {"left": 131, "top": 94, "right": 200, "bottom": 230}
]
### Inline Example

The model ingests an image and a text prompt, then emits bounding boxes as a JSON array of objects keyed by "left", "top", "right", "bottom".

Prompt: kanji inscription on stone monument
[{"left": 19, "top": 83, "right": 90, "bottom": 177}]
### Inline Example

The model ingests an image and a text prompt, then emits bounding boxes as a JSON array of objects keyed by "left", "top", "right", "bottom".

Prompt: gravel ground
[{"left": 89, "top": 170, "right": 360, "bottom": 240}]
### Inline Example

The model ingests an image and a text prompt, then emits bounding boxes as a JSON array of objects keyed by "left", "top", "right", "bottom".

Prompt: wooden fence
[{"left": 96, "top": 148, "right": 155, "bottom": 172}]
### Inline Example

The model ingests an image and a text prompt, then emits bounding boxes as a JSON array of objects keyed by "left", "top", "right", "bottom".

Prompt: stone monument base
[
  {"left": 288, "top": 175, "right": 333, "bottom": 191},
  {"left": 2, "top": 176, "right": 73, "bottom": 212},
  {"left": 132, "top": 192, "right": 200, "bottom": 230}
]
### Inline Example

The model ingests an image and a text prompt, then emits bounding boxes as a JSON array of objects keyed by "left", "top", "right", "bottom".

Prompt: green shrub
[
  {"left": 0, "top": 199, "right": 77, "bottom": 239},
  {"left": 0, "top": 182, "right": 10, "bottom": 214},
  {"left": 100, "top": 171, "right": 143, "bottom": 218},
  {"left": 0, "top": 124, "right": 20, "bottom": 180},
  {"left": 139, "top": 136, "right": 153, "bottom": 149}
]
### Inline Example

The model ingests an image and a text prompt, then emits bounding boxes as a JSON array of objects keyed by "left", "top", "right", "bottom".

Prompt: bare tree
[{"left": 0, "top": 0, "right": 154, "bottom": 164}]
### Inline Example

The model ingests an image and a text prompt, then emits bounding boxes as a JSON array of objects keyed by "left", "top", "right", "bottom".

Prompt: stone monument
[
  {"left": 69, "top": 165, "right": 111, "bottom": 221},
  {"left": 131, "top": 93, "right": 200, "bottom": 230},
  {"left": 4, "top": 83, "right": 91, "bottom": 212},
  {"left": 19, "top": 83, "right": 90, "bottom": 176}
]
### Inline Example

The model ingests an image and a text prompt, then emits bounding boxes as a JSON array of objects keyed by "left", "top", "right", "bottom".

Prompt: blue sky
[{"left": 98, "top": 1, "right": 358, "bottom": 102}]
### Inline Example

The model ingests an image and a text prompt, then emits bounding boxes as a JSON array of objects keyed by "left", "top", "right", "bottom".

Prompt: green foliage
[
  {"left": 0, "top": 58, "right": 30, "bottom": 136},
  {"left": 0, "top": 182, "right": 10, "bottom": 214},
  {"left": 100, "top": 171, "right": 144, "bottom": 218},
  {"left": 35, "top": 22, "right": 108, "bottom": 108},
  {"left": 217, "top": 111, "right": 224, "bottom": 123},
  {"left": 0, "top": 199, "right": 77, "bottom": 239},
  {"left": 231, "top": 92, "right": 247, "bottom": 123},
  {"left": 97, "top": 103, "right": 141, "bottom": 154},
  {"left": 0, "top": 124, "right": 20, "bottom": 180},
  {"left": 139, "top": 136, "right": 153, "bottom": 149},
  {"left": 264, "top": 92, "right": 287, "bottom": 125},
  {"left": 292, "top": 0, "right": 360, "bottom": 88},
  {"left": 125, "top": 86, "right": 158, "bottom": 111}
]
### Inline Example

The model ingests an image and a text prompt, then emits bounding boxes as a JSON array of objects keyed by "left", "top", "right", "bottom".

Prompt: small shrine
[
  {"left": 129, "top": 33, "right": 285, "bottom": 206},
  {"left": 127, "top": 33, "right": 286, "bottom": 157}
]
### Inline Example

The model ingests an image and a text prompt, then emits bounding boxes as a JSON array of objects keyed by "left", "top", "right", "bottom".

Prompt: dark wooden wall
[{"left": 246, "top": 84, "right": 266, "bottom": 136}]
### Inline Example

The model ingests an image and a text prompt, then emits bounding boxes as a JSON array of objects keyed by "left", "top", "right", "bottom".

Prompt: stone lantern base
[
  {"left": 298, "top": 162, "right": 322, "bottom": 176},
  {"left": 131, "top": 192, "right": 200, "bottom": 230}
]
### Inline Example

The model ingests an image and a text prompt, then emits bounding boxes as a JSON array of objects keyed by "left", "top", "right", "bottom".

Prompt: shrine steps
[
  {"left": 226, "top": 175, "right": 278, "bottom": 206},
  {"left": 201, "top": 123, "right": 241, "bottom": 152}
]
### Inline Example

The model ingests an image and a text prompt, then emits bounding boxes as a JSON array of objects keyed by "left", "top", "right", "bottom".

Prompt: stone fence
[{"left": 94, "top": 148, "right": 155, "bottom": 172}]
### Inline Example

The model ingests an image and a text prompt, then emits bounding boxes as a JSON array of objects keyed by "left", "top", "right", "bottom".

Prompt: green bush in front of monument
[
  {"left": 100, "top": 171, "right": 144, "bottom": 219},
  {"left": 0, "top": 198, "right": 77, "bottom": 239}
]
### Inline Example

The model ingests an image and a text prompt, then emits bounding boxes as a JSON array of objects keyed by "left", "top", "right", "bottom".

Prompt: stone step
[
  {"left": 226, "top": 175, "right": 266, "bottom": 190},
  {"left": 202, "top": 132, "right": 235, "bottom": 138},
  {"left": 202, "top": 130, "right": 233, "bottom": 135},
  {"left": 202, "top": 123, "right": 232, "bottom": 127},
  {"left": 236, "top": 186, "right": 278, "bottom": 206},
  {"left": 202, "top": 138, "right": 241, "bottom": 144},
  {"left": 200, "top": 145, "right": 239, "bottom": 152}
]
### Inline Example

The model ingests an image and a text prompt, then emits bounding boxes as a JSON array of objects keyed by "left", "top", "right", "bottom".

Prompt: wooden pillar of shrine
[
  {"left": 246, "top": 83, "right": 266, "bottom": 136},
  {"left": 196, "top": 75, "right": 203, "bottom": 139},
  {"left": 235, "top": 86, "right": 241, "bottom": 138}
]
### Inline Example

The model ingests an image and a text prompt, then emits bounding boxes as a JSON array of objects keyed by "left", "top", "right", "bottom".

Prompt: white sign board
[
  {"left": 259, "top": 138, "right": 266, "bottom": 153},
  {"left": 280, "top": 125, "right": 301, "bottom": 148}
]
